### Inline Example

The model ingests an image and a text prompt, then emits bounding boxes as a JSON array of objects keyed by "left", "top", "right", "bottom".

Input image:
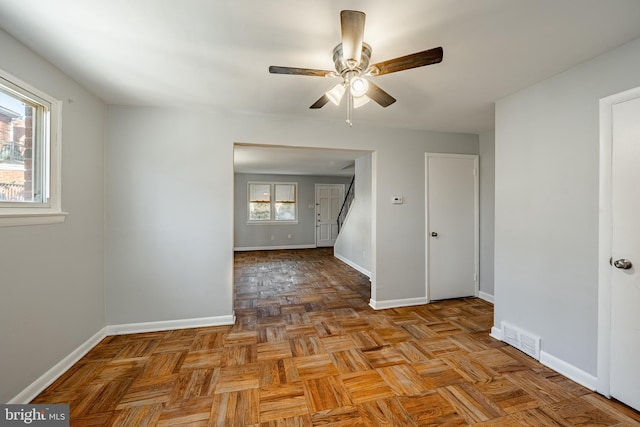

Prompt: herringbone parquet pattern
[{"left": 32, "top": 248, "right": 640, "bottom": 426}]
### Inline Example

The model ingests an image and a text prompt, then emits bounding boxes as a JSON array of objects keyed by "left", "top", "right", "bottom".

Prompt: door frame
[
  {"left": 314, "top": 183, "right": 345, "bottom": 247},
  {"left": 597, "top": 85, "right": 640, "bottom": 396},
  {"left": 424, "top": 153, "right": 480, "bottom": 303}
]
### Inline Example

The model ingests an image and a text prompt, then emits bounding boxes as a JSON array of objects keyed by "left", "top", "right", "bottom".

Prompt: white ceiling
[{"left": 1, "top": 0, "right": 640, "bottom": 174}]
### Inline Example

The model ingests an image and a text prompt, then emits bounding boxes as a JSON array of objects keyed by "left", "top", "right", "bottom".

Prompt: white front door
[
  {"left": 316, "top": 184, "right": 344, "bottom": 247},
  {"left": 426, "top": 153, "right": 478, "bottom": 301},
  {"left": 609, "top": 95, "right": 640, "bottom": 411}
]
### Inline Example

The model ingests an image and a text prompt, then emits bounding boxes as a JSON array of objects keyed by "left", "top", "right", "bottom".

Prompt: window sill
[
  {"left": 0, "top": 211, "right": 68, "bottom": 227},
  {"left": 246, "top": 220, "right": 299, "bottom": 225}
]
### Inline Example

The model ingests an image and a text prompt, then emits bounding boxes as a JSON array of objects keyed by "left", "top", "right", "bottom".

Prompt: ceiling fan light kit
[
  {"left": 269, "top": 10, "right": 443, "bottom": 126},
  {"left": 326, "top": 83, "right": 345, "bottom": 105}
]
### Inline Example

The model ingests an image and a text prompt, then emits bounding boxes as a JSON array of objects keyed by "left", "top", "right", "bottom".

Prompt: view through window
[
  {"left": 248, "top": 182, "right": 297, "bottom": 222},
  {"left": 0, "top": 85, "right": 46, "bottom": 204}
]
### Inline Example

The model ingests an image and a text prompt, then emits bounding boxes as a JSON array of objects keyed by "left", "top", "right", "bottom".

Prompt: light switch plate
[{"left": 392, "top": 196, "right": 403, "bottom": 204}]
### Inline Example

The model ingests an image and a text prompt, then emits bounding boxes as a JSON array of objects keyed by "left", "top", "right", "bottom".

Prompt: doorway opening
[{"left": 232, "top": 143, "right": 375, "bottom": 305}]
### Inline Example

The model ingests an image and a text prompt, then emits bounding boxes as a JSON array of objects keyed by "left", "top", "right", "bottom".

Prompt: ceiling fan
[{"left": 269, "top": 10, "right": 443, "bottom": 125}]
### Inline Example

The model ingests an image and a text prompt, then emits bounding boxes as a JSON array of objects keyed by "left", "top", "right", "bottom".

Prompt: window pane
[
  {"left": 248, "top": 182, "right": 297, "bottom": 222},
  {"left": 275, "top": 202, "right": 295, "bottom": 221},
  {"left": 249, "top": 183, "right": 271, "bottom": 202},
  {"left": 249, "top": 202, "right": 271, "bottom": 220},
  {"left": 275, "top": 184, "right": 295, "bottom": 202},
  {"left": 0, "top": 89, "right": 43, "bottom": 203}
]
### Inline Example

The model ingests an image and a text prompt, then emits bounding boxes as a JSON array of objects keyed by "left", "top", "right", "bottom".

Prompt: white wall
[
  {"left": 105, "top": 106, "right": 478, "bottom": 324},
  {"left": 335, "top": 154, "right": 372, "bottom": 275},
  {"left": 495, "top": 37, "right": 640, "bottom": 376},
  {"left": 105, "top": 107, "right": 235, "bottom": 325},
  {"left": 0, "top": 30, "right": 105, "bottom": 402},
  {"left": 479, "top": 130, "right": 495, "bottom": 298},
  {"left": 234, "top": 173, "right": 351, "bottom": 249}
]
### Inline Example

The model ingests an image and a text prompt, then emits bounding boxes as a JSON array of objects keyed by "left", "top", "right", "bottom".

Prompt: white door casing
[
  {"left": 425, "top": 153, "right": 479, "bottom": 301},
  {"left": 316, "top": 184, "right": 344, "bottom": 247},
  {"left": 598, "top": 87, "right": 640, "bottom": 411}
]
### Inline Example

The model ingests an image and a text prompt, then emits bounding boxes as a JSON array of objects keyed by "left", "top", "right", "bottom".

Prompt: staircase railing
[{"left": 337, "top": 176, "right": 355, "bottom": 233}]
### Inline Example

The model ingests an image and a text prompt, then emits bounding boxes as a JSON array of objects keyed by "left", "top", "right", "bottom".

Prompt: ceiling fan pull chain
[
  {"left": 346, "top": 90, "right": 353, "bottom": 126},
  {"left": 268, "top": 10, "right": 442, "bottom": 125}
]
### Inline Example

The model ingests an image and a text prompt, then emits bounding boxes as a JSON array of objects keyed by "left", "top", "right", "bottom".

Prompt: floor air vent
[{"left": 501, "top": 322, "right": 541, "bottom": 360}]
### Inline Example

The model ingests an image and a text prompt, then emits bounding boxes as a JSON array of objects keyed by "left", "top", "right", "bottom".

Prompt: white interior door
[
  {"left": 426, "top": 153, "right": 478, "bottom": 301},
  {"left": 316, "top": 184, "right": 344, "bottom": 247},
  {"left": 609, "top": 95, "right": 640, "bottom": 411}
]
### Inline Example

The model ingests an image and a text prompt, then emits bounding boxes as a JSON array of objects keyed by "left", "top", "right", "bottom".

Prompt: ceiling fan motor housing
[{"left": 333, "top": 42, "right": 372, "bottom": 77}]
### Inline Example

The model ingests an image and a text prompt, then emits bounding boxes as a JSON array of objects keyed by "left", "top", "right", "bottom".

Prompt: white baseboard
[
  {"left": 9, "top": 327, "right": 107, "bottom": 404},
  {"left": 234, "top": 244, "right": 316, "bottom": 251},
  {"left": 479, "top": 291, "right": 494, "bottom": 304},
  {"left": 11, "top": 314, "right": 237, "bottom": 402},
  {"left": 106, "top": 314, "right": 236, "bottom": 335},
  {"left": 489, "top": 325, "right": 597, "bottom": 391},
  {"left": 369, "top": 297, "right": 428, "bottom": 310},
  {"left": 490, "top": 326, "right": 503, "bottom": 341},
  {"left": 333, "top": 253, "right": 371, "bottom": 277},
  {"left": 540, "top": 351, "right": 597, "bottom": 391}
]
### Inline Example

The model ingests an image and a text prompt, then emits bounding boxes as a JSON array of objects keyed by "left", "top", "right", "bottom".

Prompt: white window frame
[
  {"left": 247, "top": 181, "right": 298, "bottom": 225},
  {"left": 0, "top": 68, "right": 65, "bottom": 227}
]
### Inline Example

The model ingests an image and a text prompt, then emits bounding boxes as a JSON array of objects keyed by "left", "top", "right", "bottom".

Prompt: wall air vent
[
  {"left": 502, "top": 323, "right": 520, "bottom": 348},
  {"left": 500, "top": 321, "right": 541, "bottom": 360}
]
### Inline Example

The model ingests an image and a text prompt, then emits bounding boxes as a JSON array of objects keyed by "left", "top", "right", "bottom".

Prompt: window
[
  {"left": 0, "top": 69, "right": 63, "bottom": 226},
  {"left": 248, "top": 182, "right": 297, "bottom": 223}
]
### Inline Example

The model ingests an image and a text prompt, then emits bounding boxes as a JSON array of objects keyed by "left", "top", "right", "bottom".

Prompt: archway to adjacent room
[{"left": 232, "top": 143, "right": 375, "bottom": 307}]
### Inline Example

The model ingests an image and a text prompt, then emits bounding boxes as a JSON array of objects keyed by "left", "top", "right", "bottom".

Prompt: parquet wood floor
[{"left": 33, "top": 248, "right": 640, "bottom": 426}]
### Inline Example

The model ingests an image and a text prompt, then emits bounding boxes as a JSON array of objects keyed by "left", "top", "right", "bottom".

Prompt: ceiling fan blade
[
  {"left": 366, "top": 80, "right": 396, "bottom": 107},
  {"left": 269, "top": 66, "right": 335, "bottom": 77},
  {"left": 341, "top": 10, "right": 366, "bottom": 68},
  {"left": 310, "top": 94, "right": 330, "bottom": 109},
  {"left": 369, "top": 46, "right": 443, "bottom": 76}
]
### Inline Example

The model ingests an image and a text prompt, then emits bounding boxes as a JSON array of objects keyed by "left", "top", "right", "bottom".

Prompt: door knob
[
  {"left": 431, "top": 232, "right": 438, "bottom": 237},
  {"left": 613, "top": 258, "right": 633, "bottom": 270}
]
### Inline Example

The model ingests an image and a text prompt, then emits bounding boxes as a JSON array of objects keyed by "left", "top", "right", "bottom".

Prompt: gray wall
[
  {"left": 234, "top": 173, "right": 351, "bottom": 249},
  {"left": 105, "top": 107, "right": 235, "bottom": 325},
  {"left": 334, "top": 154, "right": 373, "bottom": 275},
  {"left": 494, "top": 36, "right": 640, "bottom": 376},
  {"left": 0, "top": 29, "right": 105, "bottom": 402},
  {"left": 479, "top": 130, "right": 495, "bottom": 298},
  {"left": 105, "top": 106, "right": 478, "bottom": 325}
]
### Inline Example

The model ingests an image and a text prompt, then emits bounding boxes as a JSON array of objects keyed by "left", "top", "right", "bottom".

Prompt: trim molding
[
  {"left": 425, "top": 153, "right": 480, "bottom": 302},
  {"left": 490, "top": 326, "right": 503, "bottom": 341},
  {"left": 9, "top": 327, "right": 107, "bottom": 404},
  {"left": 0, "top": 212, "right": 68, "bottom": 228},
  {"left": 11, "top": 314, "right": 237, "bottom": 403},
  {"left": 479, "top": 291, "right": 494, "bottom": 304},
  {"left": 106, "top": 314, "right": 236, "bottom": 335},
  {"left": 490, "top": 325, "right": 597, "bottom": 391},
  {"left": 334, "top": 253, "right": 371, "bottom": 277},
  {"left": 369, "top": 297, "right": 427, "bottom": 310},
  {"left": 540, "top": 351, "right": 597, "bottom": 391},
  {"left": 234, "top": 244, "right": 316, "bottom": 252},
  {"left": 596, "top": 86, "right": 640, "bottom": 396}
]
